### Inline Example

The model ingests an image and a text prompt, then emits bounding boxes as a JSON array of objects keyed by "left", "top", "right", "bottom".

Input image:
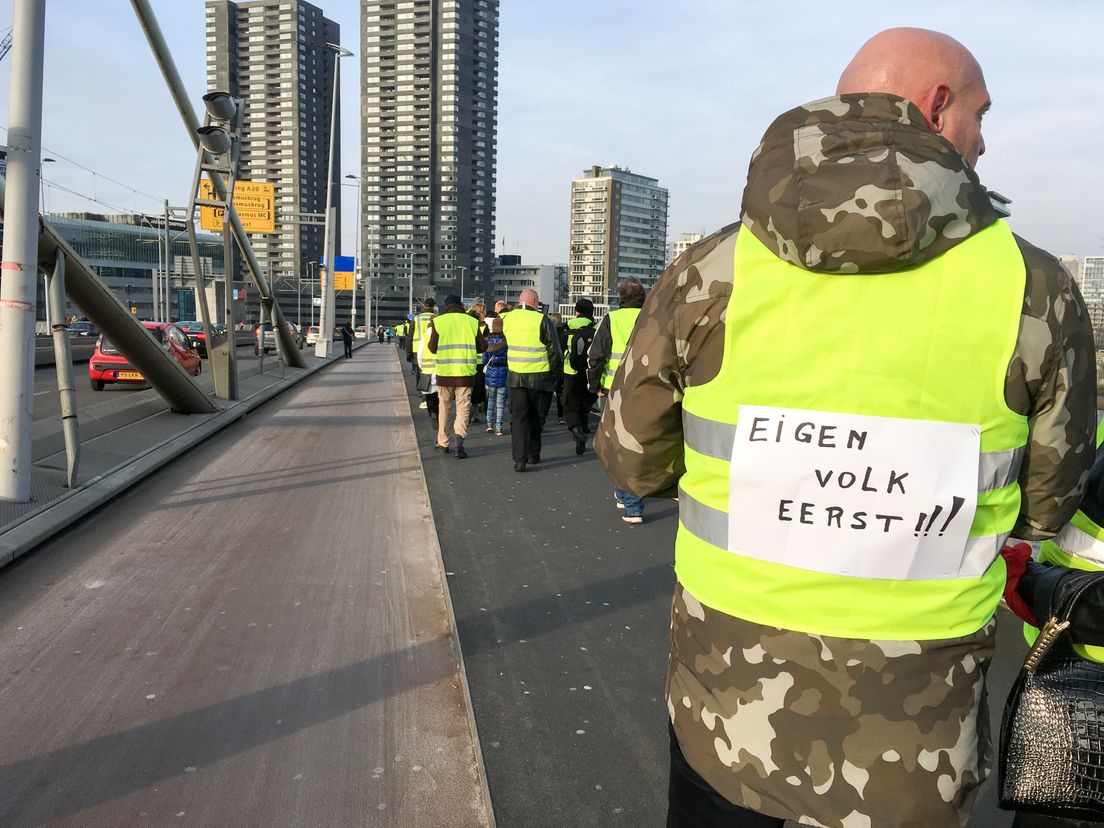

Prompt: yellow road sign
[
  {"left": 199, "top": 180, "right": 275, "bottom": 233},
  {"left": 334, "top": 270, "right": 354, "bottom": 291}
]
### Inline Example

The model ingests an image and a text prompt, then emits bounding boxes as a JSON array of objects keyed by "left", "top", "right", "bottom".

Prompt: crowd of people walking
[{"left": 391, "top": 281, "right": 650, "bottom": 525}]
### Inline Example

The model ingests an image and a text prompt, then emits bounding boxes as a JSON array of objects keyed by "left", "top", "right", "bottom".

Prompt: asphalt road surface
[
  {"left": 401, "top": 363, "right": 1027, "bottom": 827},
  {"left": 31, "top": 344, "right": 293, "bottom": 422}
]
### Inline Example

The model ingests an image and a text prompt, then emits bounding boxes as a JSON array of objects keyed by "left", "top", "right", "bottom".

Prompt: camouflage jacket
[{"left": 595, "top": 94, "right": 1096, "bottom": 826}]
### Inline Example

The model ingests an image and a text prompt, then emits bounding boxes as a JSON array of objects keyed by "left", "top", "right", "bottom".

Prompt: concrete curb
[
  {"left": 394, "top": 350, "right": 497, "bottom": 828},
  {"left": 0, "top": 341, "right": 369, "bottom": 567}
]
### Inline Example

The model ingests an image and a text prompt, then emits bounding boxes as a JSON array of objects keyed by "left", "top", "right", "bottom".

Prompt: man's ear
[{"left": 923, "top": 84, "right": 952, "bottom": 133}]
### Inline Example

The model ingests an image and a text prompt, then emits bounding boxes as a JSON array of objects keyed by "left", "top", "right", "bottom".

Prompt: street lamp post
[
  {"left": 314, "top": 41, "right": 353, "bottom": 358},
  {"left": 457, "top": 265, "right": 467, "bottom": 304}
]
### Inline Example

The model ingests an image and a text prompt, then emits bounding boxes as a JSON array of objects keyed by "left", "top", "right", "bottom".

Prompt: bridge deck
[{"left": 0, "top": 346, "right": 490, "bottom": 827}]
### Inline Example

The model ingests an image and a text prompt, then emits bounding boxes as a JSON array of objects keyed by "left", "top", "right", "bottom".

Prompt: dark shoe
[
  {"left": 514, "top": 461, "right": 526, "bottom": 472},
  {"left": 456, "top": 447, "right": 468, "bottom": 459},
  {"left": 528, "top": 454, "right": 541, "bottom": 465},
  {"left": 434, "top": 443, "right": 450, "bottom": 454},
  {"left": 571, "top": 426, "right": 586, "bottom": 455}
]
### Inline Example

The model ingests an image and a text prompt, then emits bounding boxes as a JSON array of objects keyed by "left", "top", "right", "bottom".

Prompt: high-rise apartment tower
[
  {"left": 360, "top": 0, "right": 499, "bottom": 319},
  {"left": 205, "top": 0, "right": 341, "bottom": 324},
  {"left": 567, "top": 165, "right": 668, "bottom": 315}
]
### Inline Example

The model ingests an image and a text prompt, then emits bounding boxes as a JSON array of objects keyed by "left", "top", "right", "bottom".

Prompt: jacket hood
[{"left": 741, "top": 93, "right": 999, "bottom": 274}]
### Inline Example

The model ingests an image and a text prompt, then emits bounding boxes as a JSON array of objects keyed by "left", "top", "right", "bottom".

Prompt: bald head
[
  {"left": 837, "top": 28, "right": 989, "bottom": 165},
  {"left": 518, "top": 288, "right": 539, "bottom": 309}
]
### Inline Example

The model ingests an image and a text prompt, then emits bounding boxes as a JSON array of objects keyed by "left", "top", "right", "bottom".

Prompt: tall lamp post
[
  {"left": 314, "top": 40, "right": 353, "bottom": 357},
  {"left": 457, "top": 265, "right": 467, "bottom": 304},
  {"left": 344, "top": 173, "right": 363, "bottom": 330}
]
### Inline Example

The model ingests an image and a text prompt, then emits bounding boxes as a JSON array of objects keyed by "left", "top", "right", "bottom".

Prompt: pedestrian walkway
[{"left": 0, "top": 345, "right": 491, "bottom": 827}]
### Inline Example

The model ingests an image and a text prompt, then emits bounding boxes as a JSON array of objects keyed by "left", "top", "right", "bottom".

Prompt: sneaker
[
  {"left": 514, "top": 461, "right": 527, "bottom": 473},
  {"left": 434, "top": 443, "right": 450, "bottom": 454},
  {"left": 495, "top": 430, "right": 503, "bottom": 437},
  {"left": 622, "top": 514, "right": 644, "bottom": 525},
  {"left": 486, "top": 425, "right": 494, "bottom": 433},
  {"left": 528, "top": 455, "right": 541, "bottom": 465},
  {"left": 418, "top": 401, "right": 427, "bottom": 410},
  {"left": 456, "top": 447, "right": 468, "bottom": 459},
  {"left": 614, "top": 495, "right": 625, "bottom": 509}
]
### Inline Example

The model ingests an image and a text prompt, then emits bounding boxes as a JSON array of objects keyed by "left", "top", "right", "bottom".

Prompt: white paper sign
[{"left": 728, "top": 406, "right": 981, "bottom": 581}]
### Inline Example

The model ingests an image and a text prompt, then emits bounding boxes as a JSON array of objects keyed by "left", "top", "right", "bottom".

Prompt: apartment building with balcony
[{"left": 567, "top": 165, "right": 668, "bottom": 316}]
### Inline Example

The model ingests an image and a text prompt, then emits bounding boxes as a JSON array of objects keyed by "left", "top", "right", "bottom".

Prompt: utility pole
[{"left": 0, "top": 0, "right": 46, "bottom": 503}]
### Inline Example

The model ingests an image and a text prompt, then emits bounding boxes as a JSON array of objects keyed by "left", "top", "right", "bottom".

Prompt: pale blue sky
[{"left": 1, "top": 1, "right": 1101, "bottom": 269}]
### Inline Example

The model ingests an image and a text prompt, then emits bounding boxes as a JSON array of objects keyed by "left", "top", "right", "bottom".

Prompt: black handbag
[
  {"left": 416, "top": 372, "right": 432, "bottom": 393},
  {"left": 999, "top": 571, "right": 1104, "bottom": 822}
]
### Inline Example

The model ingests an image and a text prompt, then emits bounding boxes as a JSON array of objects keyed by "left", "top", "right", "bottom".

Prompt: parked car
[
  {"left": 354, "top": 325, "right": 368, "bottom": 340},
  {"left": 255, "top": 321, "right": 305, "bottom": 354},
  {"left": 176, "top": 320, "right": 208, "bottom": 357},
  {"left": 305, "top": 325, "right": 320, "bottom": 345},
  {"left": 67, "top": 320, "right": 98, "bottom": 337},
  {"left": 89, "top": 322, "right": 201, "bottom": 390}
]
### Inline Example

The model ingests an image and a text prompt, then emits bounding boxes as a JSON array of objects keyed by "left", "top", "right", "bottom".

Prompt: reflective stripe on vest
[
  {"left": 412, "top": 312, "right": 433, "bottom": 345},
  {"left": 601, "top": 308, "right": 641, "bottom": 389},
  {"left": 429, "top": 313, "right": 479, "bottom": 377},
  {"left": 502, "top": 309, "right": 550, "bottom": 373},
  {"left": 1025, "top": 422, "right": 1104, "bottom": 661},
  {"left": 564, "top": 316, "right": 593, "bottom": 376},
  {"left": 676, "top": 221, "right": 1028, "bottom": 641},
  {"left": 682, "top": 410, "right": 1026, "bottom": 492}
]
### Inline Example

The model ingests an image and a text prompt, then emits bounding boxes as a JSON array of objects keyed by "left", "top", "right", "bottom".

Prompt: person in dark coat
[{"left": 340, "top": 321, "right": 354, "bottom": 358}]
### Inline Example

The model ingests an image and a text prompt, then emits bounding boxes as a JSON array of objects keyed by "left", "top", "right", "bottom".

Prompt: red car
[
  {"left": 176, "top": 320, "right": 208, "bottom": 357},
  {"left": 89, "top": 322, "right": 201, "bottom": 390}
]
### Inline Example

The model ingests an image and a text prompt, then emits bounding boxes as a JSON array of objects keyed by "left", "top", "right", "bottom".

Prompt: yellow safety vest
[
  {"left": 601, "top": 308, "right": 641, "bottom": 389},
  {"left": 412, "top": 312, "right": 433, "bottom": 346},
  {"left": 501, "top": 308, "right": 550, "bottom": 374},
  {"left": 429, "top": 312, "right": 479, "bottom": 378},
  {"left": 564, "top": 316, "right": 595, "bottom": 376},
  {"left": 1026, "top": 420, "right": 1104, "bottom": 661},
  {"left": 676, "top": 221, "right": 1028, "bottom": 641}
]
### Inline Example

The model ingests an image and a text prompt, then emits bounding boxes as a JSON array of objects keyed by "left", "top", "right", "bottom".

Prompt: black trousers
[
  {"left": 509, "top": 387, "right": 551, "bottom": 464},
  {"left": 668, "top": 723, "right": 784, "bottom": 828},
  {"left": 563, "top": 372, "right": 595, "bottom": 433},
  {"left": 343, "top": 338, "right": 353, "bottom": 358}
]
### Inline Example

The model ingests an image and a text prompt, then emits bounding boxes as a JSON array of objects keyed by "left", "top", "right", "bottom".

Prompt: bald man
[
  {"left": 501, "top": 288, "right": 563, "bottom": 472},
  {"left": 595, "top": 28, "right": 1095, "bottom": 827}
]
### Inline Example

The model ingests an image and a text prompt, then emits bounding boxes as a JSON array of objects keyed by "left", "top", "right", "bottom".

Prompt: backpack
[{"left": 567, "top": 323, "right": 596, "bottom": 373}]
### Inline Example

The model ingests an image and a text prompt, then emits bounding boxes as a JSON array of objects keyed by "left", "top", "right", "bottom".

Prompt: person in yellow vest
[
  {"left": 426, "top": 294, "right": 485, "bottom": 459},
  {"left": 501, "top": 288, "right": 562, "bottom": 473},
  {"left": 411, "top": 298, "right": 436, "bottom": 378},
  {"left": 1002, "top": 425, "right": 1104, "bottom": 828},
  {"left": 563, "top": 298, "right": 598, "bottom": 455},
  {"left": 595, "top": 28, "right": 1097, "bottom": 827},
  {"left": 588, "top": 278, "right": 646, "bottom": 523}
]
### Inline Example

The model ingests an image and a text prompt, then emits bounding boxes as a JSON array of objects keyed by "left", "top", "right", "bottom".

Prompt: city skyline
[{"left": 1, "top": 2, "right": 1100, "bottom": 281}]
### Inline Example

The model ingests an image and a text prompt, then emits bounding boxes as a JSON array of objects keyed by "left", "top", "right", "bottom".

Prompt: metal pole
[
  {"left": 0, "top": 0, "right": 46, "bottom": 503},
  {"left": 407, "top": 249, "right": 414, "bottom": 318},
  {"left": 163, "top": 199, "right": 171, "bottom": 321},
  {"left": 129, "top": 0, "right": 303, "bottom": 368},
  {"left": 315, "top": 49, "right": 341, "bottom": 358},
  {"left": 47, "top": 252, "right": 79, "bottom": 488},
  {"left": 223, "top": 213, "right": 238, "bottom": 399}
]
